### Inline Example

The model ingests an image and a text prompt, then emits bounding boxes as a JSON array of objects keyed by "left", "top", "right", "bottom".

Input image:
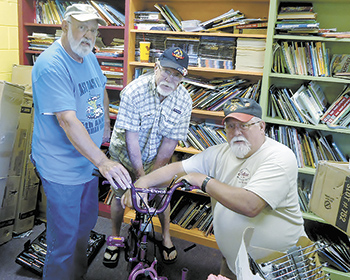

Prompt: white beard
[
  {"left": 230, "top": 136, "right": 252, "bottom": 158},
  {"left": 157, "top": 80, "right": 176, "bottom": 97},
  {"left": 67, "top": 27, "right": 94, "bottom": 58}
]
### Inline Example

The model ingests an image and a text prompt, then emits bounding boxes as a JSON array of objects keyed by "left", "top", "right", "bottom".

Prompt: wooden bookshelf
[
  {"left": 98, "top": 202, "right": 218, "bottom": 249},
  {"left": 261, "top": 0, "right": 350, "bottom": 279},
  {"left": 18, "top": 0, "right": 130, "bottom": 91}
]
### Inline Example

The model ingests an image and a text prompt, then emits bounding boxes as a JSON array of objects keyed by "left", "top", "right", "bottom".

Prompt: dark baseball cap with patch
[
  {"left": 159, "top": 47, "right": 189, "bottom": 76},
  {"left": 223, "top": 98, "right": 262, "bottom": 123}
]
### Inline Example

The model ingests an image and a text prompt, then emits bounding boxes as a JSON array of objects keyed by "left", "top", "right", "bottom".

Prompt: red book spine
[
  {"left": 236, "top": 22, "right": 268, "bottom": 29},
  {"left": 100, "top": 66, "right": 124, "bottom": 72}
]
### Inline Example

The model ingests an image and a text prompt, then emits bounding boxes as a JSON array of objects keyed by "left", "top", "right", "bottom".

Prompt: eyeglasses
[
  {"left": 67, "top": 21, "right": 99, "bottom": 36},
  {"left": 225, "top": 121, "right": 261, "bottom": 132},
  {"left": 159, "top": 65, "right": 183, "bottom": 82}
]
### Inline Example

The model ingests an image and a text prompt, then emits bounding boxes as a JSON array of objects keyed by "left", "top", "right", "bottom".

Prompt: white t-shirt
[{"left": 182, "top": 136, "right": 306, "bottom": 273}]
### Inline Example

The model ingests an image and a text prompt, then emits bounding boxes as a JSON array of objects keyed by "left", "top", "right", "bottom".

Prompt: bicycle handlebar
[
  {"left": 94, "top": 169, "right": 200, "bottom": 215},
  {"left": 129, "top": 181, "right": 200, "bottom": 215}
]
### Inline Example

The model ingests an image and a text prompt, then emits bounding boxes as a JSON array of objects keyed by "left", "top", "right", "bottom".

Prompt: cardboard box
[
  {"left": 0, "top": 81, "right": 24, "bottom": 203},
  {"left": 11, "top": 64, "right": 33, "bottom": 94},
  {"left": 7, "top": 95, "right": 33, "bottom": 177},
  {"left": 309, "top": 161, "right": 350, "bottom": 236},
  {"left": 0, "top": 176, "right": 20, "bottom": 245},
  {"left": 13, "top": 159, "right": 40, "bottom": 234}
]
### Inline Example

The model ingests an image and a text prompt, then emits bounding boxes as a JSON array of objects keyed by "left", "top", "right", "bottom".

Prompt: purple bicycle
[{"left": 102, "top": 176, "right": 200, "bottom": 280}]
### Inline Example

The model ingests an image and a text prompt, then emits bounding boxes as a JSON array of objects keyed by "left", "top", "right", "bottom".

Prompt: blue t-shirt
[{"left": 31, "top": 40, "right": 107, "bottom": 184}]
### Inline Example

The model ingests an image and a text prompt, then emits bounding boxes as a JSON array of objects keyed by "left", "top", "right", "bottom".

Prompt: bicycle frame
[{"left": 104, "top": 179, "right": 200, "bottom": 280}]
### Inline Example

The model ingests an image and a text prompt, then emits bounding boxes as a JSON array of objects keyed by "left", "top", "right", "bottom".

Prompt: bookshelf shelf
[
  {"left": 269, "top": 73, "right": 350, "bottom": 84},
  {"left": 274, "top": 34, "right": 350, "bottom": 43},
  {"left": 265, "top": 117, "right": 350, "bottom": 135},
  {"left": 128, "top": 61, "right": 263, "bottom": 77}
]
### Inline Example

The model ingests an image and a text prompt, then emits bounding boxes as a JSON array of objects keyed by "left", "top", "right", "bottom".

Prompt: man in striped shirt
[{"left": 104, "top": 47, "right": 192, "bottom": 267}]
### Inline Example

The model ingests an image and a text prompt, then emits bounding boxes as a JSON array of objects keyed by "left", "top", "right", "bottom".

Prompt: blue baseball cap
[{"left": 159, "top": 47, "right": 189, "bottom": 76}]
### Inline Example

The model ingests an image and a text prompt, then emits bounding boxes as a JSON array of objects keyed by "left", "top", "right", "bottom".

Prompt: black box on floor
[{"left": 15, "top": 229, "right": 105, "bottom": 276}]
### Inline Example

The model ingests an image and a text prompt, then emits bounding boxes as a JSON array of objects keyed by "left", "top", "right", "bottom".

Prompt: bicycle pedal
[{"left": 106, "top": 236, "right": 125, "bottom": 247}]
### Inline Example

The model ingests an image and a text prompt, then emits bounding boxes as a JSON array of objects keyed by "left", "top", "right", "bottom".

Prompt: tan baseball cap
[{"left": 64, "top": 4, "right": 107, "bottom": 26}]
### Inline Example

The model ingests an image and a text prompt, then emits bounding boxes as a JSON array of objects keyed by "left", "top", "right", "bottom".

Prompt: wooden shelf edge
[
  {"left": 175, "top": 146, "right": 201, "bottom": 154},
  {"left": 130, "top": 29, "right": 267, "bottom": 39},
  {"left": 124, "top": 208, "right": 218, "bottom": 250}
]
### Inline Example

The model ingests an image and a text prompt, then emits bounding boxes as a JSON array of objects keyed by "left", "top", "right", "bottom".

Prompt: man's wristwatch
[{"left": 201, "top": 176, "right": 213, "bottom": 193}]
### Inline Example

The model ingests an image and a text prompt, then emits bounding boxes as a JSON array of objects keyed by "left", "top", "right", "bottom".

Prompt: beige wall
[{"left": 0, "top": 0, "right": 19, "bottom": 82}]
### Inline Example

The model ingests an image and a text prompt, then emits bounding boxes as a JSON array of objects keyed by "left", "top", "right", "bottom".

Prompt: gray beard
[
  {"left": 67, "top": 28, "right": 93, "bottom": 58},
  {"left": 230, "top": 137, "right": 251, "bottom": 158}
]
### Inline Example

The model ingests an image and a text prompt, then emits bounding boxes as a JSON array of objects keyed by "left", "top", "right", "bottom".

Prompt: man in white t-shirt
[{"left": 132, "top": 97, "right": 306, "bottom": 279}]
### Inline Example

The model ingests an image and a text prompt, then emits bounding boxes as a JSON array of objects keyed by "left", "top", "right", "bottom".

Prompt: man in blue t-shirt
[{"left": 31, "top": 4, "right": 131, "bottom": 279}]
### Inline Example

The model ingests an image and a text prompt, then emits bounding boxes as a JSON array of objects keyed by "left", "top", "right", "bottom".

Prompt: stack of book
[
  {"left": 275, "top": 2, "right": 319, "bottom": 35},
  {"left": 198, "top": 36, "right": 236, "bottom": 70},
  {"left": 27, "top": 32, "right": 56, "bottom": 51},
  {"left": 198, "top": 9, "right": 245, "bottom": 32},
  {"left": 100, "top": 61, "right": 124, "bottom": 88},
  {"left": 181, "top": 123, "right": 227, "bottom": 152},
  {"left": 269, "top": 81, "right": 328, "bottom": 125},
  {"left": 134, "top": 11, "right": 170, "bottom": 31},
  {"left": 34, "top": 0, "right": 125, "bottom": 26},
  {"left": 234, "top": 19, "right": 268, "bottom": 34},
  {"left": 272, "top": 40, "right": 331, "bottom": 77},
  {"left": 235, "top": 38, "right": 266, "bottom": 72},
  {"left": 267, "top": 125, "right": 347, "bottom": 169}
]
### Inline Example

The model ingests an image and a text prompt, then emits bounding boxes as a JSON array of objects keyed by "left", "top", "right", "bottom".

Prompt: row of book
[
  {"left": 134, "top": 33, "right": 266, "bottom": 72},
  {"left": 183, "top": 77, "right": 261, "bottom": 111},
  {"left": 95, "top": 37, "right": 124, "bottom": 58},
  {"left": 269, "top": 81, "right": 327, "bottom": 125},
  {"left": 297, "top": 177, "right": 311, "bottom": 213},
  {"left": 267, "top": 125, "right": 347, "bottom": 169},
  {"left": 28, "top": 32, "right": 57, "bottom": 51},
  {"left": 269, "top": 81, "right": 350, "bottom": 127},
  {"left": 134, "top": 4, "right": 268, "bottom": 34},
  {"left": 179, "top": 123, "right": 227, "bottom": 152},
  {"left": 135, "top": 33, "right": 236, "bottom": 70},
  {"left": 170, "top": 192, "right": 213, "bottom": 236},
  {"left": 305, "top": 220, "right": 350, "bottom": 272},
  {"left": 35, "top": 0, "right": 125, "bottom": 26},
  {"left": 272, "top": 40, "right": 331, "bottom": 77}
]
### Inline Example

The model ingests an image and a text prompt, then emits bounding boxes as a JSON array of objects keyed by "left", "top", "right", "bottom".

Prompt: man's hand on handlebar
[
  {"left": 98, "top": 159, "right": 132, "bottom": 190},
  {"left": 121, "top": 189, "right": 151, "bottom": 211}
]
